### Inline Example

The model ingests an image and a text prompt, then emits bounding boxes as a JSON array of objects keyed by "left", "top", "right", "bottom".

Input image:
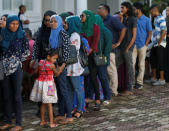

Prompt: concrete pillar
[{"left": 76, "top": 0, "right": 87, "bottom": 16}]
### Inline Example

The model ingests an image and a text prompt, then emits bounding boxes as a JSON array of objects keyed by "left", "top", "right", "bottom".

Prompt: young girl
[{"left": 30, "top": 49, "right": 64, "bottom": 128}]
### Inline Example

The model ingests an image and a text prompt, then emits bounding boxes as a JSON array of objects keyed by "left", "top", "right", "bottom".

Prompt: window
[
  {"left": 3, "top": 0, "right": 33, "bottom": 10},
  {"left": 3, "top": 0, "right": 11, "bottom": 10}
]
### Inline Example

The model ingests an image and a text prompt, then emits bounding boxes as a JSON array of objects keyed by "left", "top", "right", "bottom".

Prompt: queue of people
[{"left": 0, "top": 1, "right": 168, "bottom": 130}]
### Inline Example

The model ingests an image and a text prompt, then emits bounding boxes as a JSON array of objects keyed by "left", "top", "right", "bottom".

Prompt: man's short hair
[
  {"left": 19, "top": 5, "right": 26, "bottom": 10},
  {"left": 149, "top": 4, "right": 159, "bottom": 11},
  {"left": 133, "top": 2, "right": 144, "bottom": 13},
  {"left": 99, "top": 4, "right": 110, "bottom": 14}
]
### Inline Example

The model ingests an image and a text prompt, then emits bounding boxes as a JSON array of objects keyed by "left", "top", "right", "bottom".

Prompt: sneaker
[
  {"left": 144, "top": 78, "right": 157, "bottom": 84},
  {"left": 103, "top": 100, "right": 110, "bottom": 105},
  {"left": 152, "top": 80, "right": 166, "bottom": 86},
  {"left": 134, "top": 84, "right": 143, "bottom": 90}
]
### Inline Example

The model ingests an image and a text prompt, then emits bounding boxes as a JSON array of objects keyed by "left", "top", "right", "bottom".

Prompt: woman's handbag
[
  {"left": 81, "top": 66, "right": 90, "bottom": 76},
  {"left": 93, "top": 40, "right": 106, "bottom": 66},
  {"left": 57, "top": 33, "right": 78, "bottom": 65},
  {"left": 79, "top": 39, "right": 88, "bottom": 68},
  {"left": 93, "top": 54, "right": 106, "bottom": 66}
]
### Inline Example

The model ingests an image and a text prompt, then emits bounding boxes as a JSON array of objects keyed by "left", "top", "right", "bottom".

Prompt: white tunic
[{"left": 67, "top": 32, "right": 84, "bottom": 76}]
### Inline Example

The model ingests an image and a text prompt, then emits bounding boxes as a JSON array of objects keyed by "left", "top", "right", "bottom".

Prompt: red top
[
  {"left": 81, "top": 24, "right": 100, "bottom": 53},
  {"left": 37, "top": 60, "right": 53, "bottom": 81}
]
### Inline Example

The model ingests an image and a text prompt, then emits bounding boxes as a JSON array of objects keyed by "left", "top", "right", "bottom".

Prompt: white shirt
[
  {"left": 20, "top": 14, "right": 29, "bottom": 29},
  {"left": 67, "top": 32, "right": 84, "bottom": 76}
]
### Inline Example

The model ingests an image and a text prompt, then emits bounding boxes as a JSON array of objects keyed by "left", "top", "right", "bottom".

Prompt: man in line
[
  {"left": 97, "top": 4, "right": 126, "bottom": 96},
  {"left": 150, "top": 4, "right": 167, "bottom": 86},
  {"left": 133, "top": 2, "right": 152, "bottom": 89}
]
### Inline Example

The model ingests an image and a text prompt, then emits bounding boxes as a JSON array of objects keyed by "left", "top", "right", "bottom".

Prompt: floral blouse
[
  {"left": 1, "top": 35, "right": 30, "bottom": 76},
  {"left": 33, "top": 30, "right": 69, "bottom": 64},
  {"left": 67, "top": 32, "right": 84, "bottom": 76}
]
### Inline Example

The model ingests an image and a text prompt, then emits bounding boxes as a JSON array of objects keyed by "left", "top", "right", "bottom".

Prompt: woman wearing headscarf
[
  {"left": 32, "top": 10, "right": 56, "bottom": 60},
  {"left": 95, "top": 15, "right": 112, "bottom": 105},
  {"left": 49, "top": 15, "right": 74, "bottom": 124},
  {"left": 65, "top": 16, "right": 84, "bottom": 118},
  {"left": 0, "top": 14, "right": 8, "bottom": 122},
  {"left": 80, "top": 10, "right": 101, "bottom": 111},
  {"left": 0, "top": 15, "right": 30, "bottom": 131}
]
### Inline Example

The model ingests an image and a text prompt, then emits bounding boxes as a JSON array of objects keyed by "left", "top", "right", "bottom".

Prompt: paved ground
[{"left": 1, "top": 83, "right": 169, "bottom": 131}]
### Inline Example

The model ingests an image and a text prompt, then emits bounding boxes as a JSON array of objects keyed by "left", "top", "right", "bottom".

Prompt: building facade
[{"left": 0, "top": 0, "right": 125, "bottom": 33}]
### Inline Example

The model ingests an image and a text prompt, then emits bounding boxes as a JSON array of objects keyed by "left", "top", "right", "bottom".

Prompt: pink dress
[{"left": 30, "top": 60, "right": 58, "bottom": 103}]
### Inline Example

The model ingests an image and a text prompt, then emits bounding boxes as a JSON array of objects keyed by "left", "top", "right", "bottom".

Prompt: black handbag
[
  {"left": 66, "top": 44, "right": 78, "bottom": 65},
  {"left": 93, "top": 39, "right": 106, "bottom": 66},
  {"left": 79, "top": 39, "right": 88, "bottom": 68},
  {"left": 57, "top": 33, "right": 78, "bottom": 65},
  {"left": 81, "top": 66, "right": 90, "bottom": 76}
]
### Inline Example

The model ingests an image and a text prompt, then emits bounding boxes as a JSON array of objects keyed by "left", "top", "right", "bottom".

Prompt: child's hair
[
  {"left": 47, "top": 49, "right": 59, "bottom": 57},
  {"left": 24, "top": 28, "right": 32, "bottom": 38},
  {"left": 19, "top": 4, "right": 26, "bottom": 11}
]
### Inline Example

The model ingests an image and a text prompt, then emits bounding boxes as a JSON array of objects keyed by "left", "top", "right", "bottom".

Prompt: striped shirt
[{"left": 153, "top": 15, "right": 167, "bottom": 48}]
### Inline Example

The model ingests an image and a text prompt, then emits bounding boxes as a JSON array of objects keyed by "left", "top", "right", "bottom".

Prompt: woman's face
[
  {"left": 50, "top": 17, "right": 58, "bottom": 29},
  {"left": 9, "top": 20, "right": 19, "bottom": 32},
  {"left": 80, "top": 13, "right": 86, "bottom": 23},
  {"left": 44, "top": 16, "right": 51, "bottom": 28},
  {"left": 0, "top": 16, "right": 7, "bottom": 28},
  {"left": 63, "top": 21, "right": 68, "bottom": 30}
]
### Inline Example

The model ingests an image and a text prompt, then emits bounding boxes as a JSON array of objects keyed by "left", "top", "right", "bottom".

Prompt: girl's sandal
[
  {"left": 9, "top": 126, "right": 22, "bottom": 131},
  {"left": 40, "top": 121, "right": 48, "bottom": 126},
  {"left": 74, "top": 111, "right": 83, "bottom": 119},
  {"left": 49, "top": 123, "right": 58, "bottom": 128},
  {"left": 0, "top": 124, "right": 12, "bottom": 130}
]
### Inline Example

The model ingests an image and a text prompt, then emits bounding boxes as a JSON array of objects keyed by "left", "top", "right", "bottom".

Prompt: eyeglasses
[
  {"left": 44, "top": 19, "right": 50, "bottom": 22},
  {"left": 80, "top": 14, "right": 85, "bottom": 18}
]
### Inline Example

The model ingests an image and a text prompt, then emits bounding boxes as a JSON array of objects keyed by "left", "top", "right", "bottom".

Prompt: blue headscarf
[
  {"left": 66, "top": 16, "right": 81, "bottom": 35},
  {"left": 49, "top": 15, "right": 64, "bottom": 49},
  {"left": 1, "top": 14, "right": 24, "bottom": 51}
]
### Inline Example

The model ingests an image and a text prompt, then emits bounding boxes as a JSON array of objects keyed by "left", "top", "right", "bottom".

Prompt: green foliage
[{"left": 130, "top": 0, "right": 169, "bottom": 16}]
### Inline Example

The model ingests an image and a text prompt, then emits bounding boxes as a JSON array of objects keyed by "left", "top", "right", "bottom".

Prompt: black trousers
[
  {"left": 150, "top": 46, "right": 165, "bottom": 71},
  {"left": 2, "top": 66, "right": 22, "bottom": 126},
  {"left": 85, "top": 54, "right": 100, "bottom": 100}
]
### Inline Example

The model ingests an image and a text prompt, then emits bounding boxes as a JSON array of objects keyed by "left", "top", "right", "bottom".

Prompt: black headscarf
[
  {"left": 35, "top": 10, "right": 56, "bottom": 60},
  {"left": 40, "top": 10, "right": 56, "bottom": 39}
]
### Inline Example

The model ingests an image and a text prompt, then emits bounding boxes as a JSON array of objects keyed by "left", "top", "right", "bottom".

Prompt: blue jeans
[
  {"left": 2, "top": 65, "right": 22, "bottom": 126},
  {"left": 54, "top": 69, "right": 72, "bottom": 118},
  {"left": 97, "top": 65, "right": 111, "bottom": 100},
  {"left": 67, "top": 76, "right": 82, "bottom": 112}
]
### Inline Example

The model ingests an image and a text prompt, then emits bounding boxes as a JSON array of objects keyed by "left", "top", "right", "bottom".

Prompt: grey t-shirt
[{"left": 120, "top": 16, "right": 137, "bottom": 51}]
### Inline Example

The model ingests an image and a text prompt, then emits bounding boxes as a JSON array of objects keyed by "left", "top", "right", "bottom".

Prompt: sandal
[
  {"left": 55, "top": 116, "right": 65, "bottom": 122},
  {"left": 9, "top": 126, "right": 22, "bottom": 131},
  {"left": 0, "top": 124, "right": 12, "bottom": 130},
  {"left": 59, "top": 118, "right": 74, "bottom": 125},
  {"left": 40, "top": 121, "right": 48, "bottom": 126},
  {"left": 49, "top": 123, "right": 58, "bottom": 128},
  {"left": 74, "top": 111, "right": 83, "bottom": 119}
]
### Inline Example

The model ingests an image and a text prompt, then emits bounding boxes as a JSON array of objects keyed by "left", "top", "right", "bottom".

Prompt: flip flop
[
  {"left": 50, "top": 123, "right": 58, "bottom": 128},
  {"left": 9, "top": 126, "right": 22, "bottom": 131},
  {"left": 0, "top": 124, "right": 12, "bottom": 130}
]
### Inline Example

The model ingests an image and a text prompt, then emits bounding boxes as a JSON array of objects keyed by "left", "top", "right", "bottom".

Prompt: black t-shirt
[{"left": 120, "top": 16, "right": 137, "bottom": 51}]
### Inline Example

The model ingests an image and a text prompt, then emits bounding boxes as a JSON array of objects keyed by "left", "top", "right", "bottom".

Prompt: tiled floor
[{"left": 1, "top": 84, "right": 169, "bottom": 131}]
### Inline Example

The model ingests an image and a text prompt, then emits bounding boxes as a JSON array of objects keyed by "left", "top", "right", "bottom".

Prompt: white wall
[
  {"left": 0, "top": 0, "right": 42, "bottom": 33},
  {"left": 42, "top": 0, "right": 75, "bottom": 15}
]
